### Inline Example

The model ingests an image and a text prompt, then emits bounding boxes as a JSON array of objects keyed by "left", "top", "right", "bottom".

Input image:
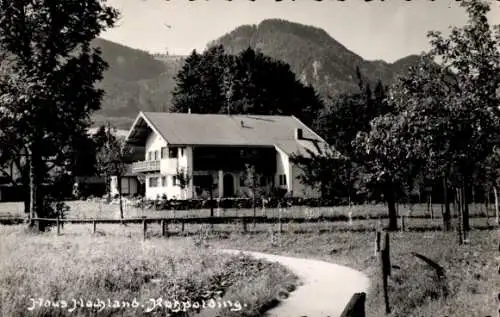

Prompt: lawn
[
  {"left": 1, "top": 200, "right": 498, "bottom": 316},
  {"left": 0, "top": 200, "right": 496, "bottom": 220},
  {"left": 210, "top": 229, "right": 499, "bottom": 317},
  {"left": 0, "top": 225, "right": 299, "bottom": 317}
]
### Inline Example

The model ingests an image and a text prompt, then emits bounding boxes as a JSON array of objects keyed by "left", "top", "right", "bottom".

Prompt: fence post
[
  {"left": 243, "top": 219, "right": 247, "bottom": 233},
  {"left": 181, "top": 221, "right": 185, "bottom": 233},
  {"left": 161, "top": 219, "right": 166, "bottom": 237},
  {"left": 374, "top": 230, "right": 381, "bottom": 256},
  {"left": 93, "top": 219, "right": 96, "bottom": 234},
  {"left": 56, "top": 215, "right": 60, "bottom": 236},
  {"left": 339, "top": 292, "right": 366, "bottom": 317},
  {"left": 379, "top": 231, "right": 391, "bottom": 314},
  {"left": 143, "top": 218, "right": 147, "bottom": 240}
]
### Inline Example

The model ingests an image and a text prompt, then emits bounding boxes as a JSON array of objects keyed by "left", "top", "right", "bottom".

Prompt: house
[
  {"left": 109, "top": 164, "right": 142, "bottom": 198},
  {"left": 125, "top": 112, "right": 331, "bottom": 200}
]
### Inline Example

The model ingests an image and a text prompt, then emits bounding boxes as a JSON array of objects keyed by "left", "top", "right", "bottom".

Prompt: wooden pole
[
  {"left": 181, "top": 221, "right": 185, "bottom": 233},
  {"left": 143, "top": 218, "right": 147, "bottom": 240},
  {"left": 243, "top": 219, "right": 247, "bottom": 233},
  {"left": 430, "top": 194, "right": 434, "bottom": 219},
  {"left": 56, "top": 215, "right": 60, "bottom": 236},
  {"left": 493, "top": 186, "right": 499, "bottom": 225},
  {"left": 374, "top": 230, "right": 381, "bottom": 256},
  {"left": 93, "top": 219, "right": 96, "bottom": 234},
  {"left": 379, "top": 232, "right": 391, "bottom": 314},
  {"left": 384, "top": 232, "right": 391, "bottom": 276},
  {"left": 456, "top": 188, "right": 464, "bottom": 245},
  {"left": 379, "top": 250, "right": 390, "bottom": 314},
  {"left": 161, "top": 219, "right": 166, "bottom": 237},
  {"left": 339, "top": 292, "right": 366, "bottom": 317}
]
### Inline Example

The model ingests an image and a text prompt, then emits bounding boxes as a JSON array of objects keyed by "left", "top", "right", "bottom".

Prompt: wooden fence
[
  {"left": 31, "top": 216, "right": 272, "bottom": 238},
  {"left": 373, "top": 229, "right": 448, "bottom": 315}
]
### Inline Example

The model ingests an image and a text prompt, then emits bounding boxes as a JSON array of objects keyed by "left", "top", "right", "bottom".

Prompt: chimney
[{"left": 295, "top": 128, "right": 303, "bottom": 140}]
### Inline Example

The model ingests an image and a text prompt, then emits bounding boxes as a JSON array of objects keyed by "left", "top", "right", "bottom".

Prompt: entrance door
[{"left": 223, "top": 174, "right": 234, "bottom": 197}]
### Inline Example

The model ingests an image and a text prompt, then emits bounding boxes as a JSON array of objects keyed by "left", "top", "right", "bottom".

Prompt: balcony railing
[{"left": 131, "top": 160, "right": 160, "bottom": 173}]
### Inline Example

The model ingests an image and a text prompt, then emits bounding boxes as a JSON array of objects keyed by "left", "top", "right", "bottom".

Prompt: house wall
[
  {"left": 140, "top": 131, "right": 317, "bottom": 200},
  {"left": 143, "top": 131, "right": 194, "bottom": 199},
  {"left": 145, "top": 132, "right": 167, "bottom": 161},
  {"left": 275, "top": 148, "right": 292, "bottom": 193},
  {"left": 110, "top": 176, "right": 139, "bottom": 197}
]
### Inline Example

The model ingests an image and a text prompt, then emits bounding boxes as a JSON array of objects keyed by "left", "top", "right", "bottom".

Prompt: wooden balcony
[{"left": 131, "top": 160, "right": 160, "bottom": 173}]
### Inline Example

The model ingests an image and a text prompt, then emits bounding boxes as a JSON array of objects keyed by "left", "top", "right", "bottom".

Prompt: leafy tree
[
  {"left": 0, "top": 1, "right": 118, "bottom": 230},
  {"left": 70, "top": 132, "right": 99, "bottom": 177},
  {"left": 475, "top": 147, "right": 500, "bottom": 223},
  {"left": 171, "top": 46, "right": 229, "bottom": 114},
  {"left": 291, "top": 71, "right": 391, "bottom": 207},
  {"left": 386, "top": 55, "right": 457, "bottom": 230},
  {"left": 95, "top": 124, "right": 131, "bottom": 221},
  {"left": 175, "top": 167, "right": 192, "bottom": 200},
  {"left": 354, "top": 112, "right": 422, "bottom": 230},
  {"left": 389, "top": 0, "right": 500, "bottom": 234},
  {"left": 171, "top": 46, "right": 324, "bottom": 127},
  {"left": 228, "top": 47, "right": 323, "bottom": 126}
]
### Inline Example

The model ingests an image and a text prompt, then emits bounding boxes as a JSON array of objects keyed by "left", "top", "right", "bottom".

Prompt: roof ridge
[{"left": 140, "top": 112, "right": 295, "bottom": 118}]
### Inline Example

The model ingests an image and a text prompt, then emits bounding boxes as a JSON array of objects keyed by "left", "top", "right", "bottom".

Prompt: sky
[{"left": 100, "top": 0, "right": 500, "bottom": 63}]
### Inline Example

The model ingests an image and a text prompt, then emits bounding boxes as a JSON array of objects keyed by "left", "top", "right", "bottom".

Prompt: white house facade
[{"left": 125, "top": 112, "right": 330, "bottom": 200}]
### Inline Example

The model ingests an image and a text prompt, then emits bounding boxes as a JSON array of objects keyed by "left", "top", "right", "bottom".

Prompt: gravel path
[{"left": 221, "top": 249, "right": 370, "bottom": 317}]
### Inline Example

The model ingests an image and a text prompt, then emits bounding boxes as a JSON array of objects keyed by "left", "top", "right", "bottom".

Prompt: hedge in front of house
[{"left": 133, "top": 196, "right": 340, "bottom": 211}]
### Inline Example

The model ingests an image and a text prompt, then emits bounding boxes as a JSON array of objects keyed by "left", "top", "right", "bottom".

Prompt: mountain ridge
[{"left": 92, "top": 19, "right": 421, "bottom": 129}]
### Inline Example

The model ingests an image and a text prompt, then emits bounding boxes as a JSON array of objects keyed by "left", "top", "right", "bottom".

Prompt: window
[
  {"left": 169, "top": 147, "right": 178, "bottom": 158},
  {"left": 148, "top": 151, "right": 152, "bottom": 161},
  {"left": 154, "top": 151, "right": 158, "bottom": 161},
  {"left": 180, "top": 147, "right": 185, "bottom": 157},
  {"left": 149, "top": 177, "right": 159, "bottom": 188},
  {"left": 279, "top": 174, "right": 287, "bottom": 186},
  {"left": 161, "top": 147, "right": 167, "bottom": 159},
  {"left": 161, "top": 176, "right": 167, "bottom": 187},
  {"left": 172, "top": 176, "right": 178, "bottom": 186}
]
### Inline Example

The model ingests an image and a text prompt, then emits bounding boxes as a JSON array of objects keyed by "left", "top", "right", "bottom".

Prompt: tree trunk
[
  {"left": 118, "top": 176, "right": 124, "bottom": 222},
  {"left": 456, "top": 187, "right": 464, "bottom": 245},
  {"left": 210, "top": 184, "right": 214, "bottom": 218},
  {"left": 29, "top": 143, "right": 45, "bottom": 232},
  {"left": 494, "top": 186, "right": 499, "bottom": 225},
  {"left": 462, "top": 178, "right": 470, "bottom": 232},
  {"left": 252, "top": 178, "right": 256, "bottom": 223},
  {"left": 486, "top": 189, "right": 490, "bottom": 215},
  {"left": 24, "top": 189, "right": 31, "bottom": 217},
  {"left": 442, "top": 174, "right": 451, "bottom": 231},
  {"left": 385, "top": 180, "right": 398, "bottom": 231},
  {"left": 105, "top": 174, "right": 111, "bottom": 203},
  {"left": 427, "top": 192, "right": 431, "bottom": 214}
]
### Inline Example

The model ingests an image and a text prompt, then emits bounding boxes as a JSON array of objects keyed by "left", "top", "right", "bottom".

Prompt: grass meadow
[
  {"left": 0, "top": 200, "right": 499, "bottom": 316},
  {"left": 0, "top": 224, "right": 299, "bottom": 317}
]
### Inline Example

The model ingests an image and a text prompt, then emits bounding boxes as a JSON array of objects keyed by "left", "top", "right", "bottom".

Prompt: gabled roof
[{"left": 126, "top": 112, "right": 330, "bottom": 157}]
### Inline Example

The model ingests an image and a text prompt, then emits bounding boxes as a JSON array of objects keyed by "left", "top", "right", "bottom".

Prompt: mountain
[
  {"left": 91, "top": 38, "right": 184, "bottom": 129},
  {"left": 92, "top": 20, "right": 421, "bottom": 129},
  {"left": 210, "top": 19, "right": 420, "bottom": 97}
]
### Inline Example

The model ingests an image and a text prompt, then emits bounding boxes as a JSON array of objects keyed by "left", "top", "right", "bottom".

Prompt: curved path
[{"left": 220, "top": 249, "right": 370, "bottom": 317}]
